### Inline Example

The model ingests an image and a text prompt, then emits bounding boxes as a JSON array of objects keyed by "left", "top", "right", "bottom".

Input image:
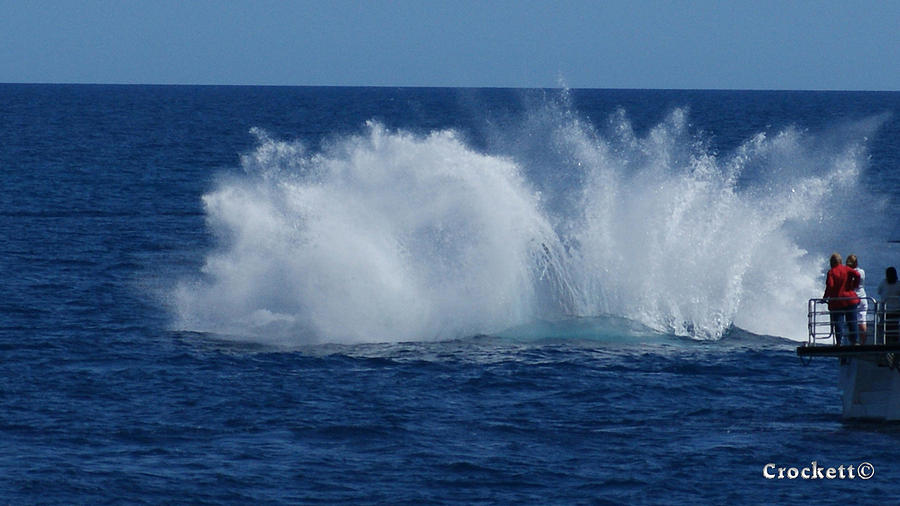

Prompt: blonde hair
[{"left": 830, "top": 253, "right": 842, "bottom": 268}]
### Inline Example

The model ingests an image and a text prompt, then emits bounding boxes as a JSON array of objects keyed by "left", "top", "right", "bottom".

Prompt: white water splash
[{"left": 174, "top": 103, "right": 878, "bottom": 344}]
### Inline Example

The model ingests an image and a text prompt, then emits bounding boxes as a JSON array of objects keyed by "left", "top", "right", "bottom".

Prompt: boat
[{"left": 797, "top": 297, "right": 900, "bottom": 420}]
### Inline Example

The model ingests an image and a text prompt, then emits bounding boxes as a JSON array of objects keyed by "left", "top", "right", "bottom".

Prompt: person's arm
[{"left": 848, "top": 269, "right": 861, "bottom": 291}]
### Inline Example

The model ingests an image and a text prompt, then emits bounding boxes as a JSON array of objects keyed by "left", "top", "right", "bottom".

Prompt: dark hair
[{"left": 888, "top": 267, "right": 898, "bottom": 284}]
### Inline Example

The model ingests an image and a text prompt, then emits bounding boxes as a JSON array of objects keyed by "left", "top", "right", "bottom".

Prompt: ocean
[{"left": 2, "top": 84, "right": 900, "bottom": 503}]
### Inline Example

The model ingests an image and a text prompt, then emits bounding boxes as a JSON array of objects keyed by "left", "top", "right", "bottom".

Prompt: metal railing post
[{"left": 807, "top": 296, "right": 876, "bottom": 346}]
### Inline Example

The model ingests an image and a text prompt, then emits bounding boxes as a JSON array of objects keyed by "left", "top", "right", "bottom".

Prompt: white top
[{"left": 856, "top": 268, "right": 867, "bottom": 298}]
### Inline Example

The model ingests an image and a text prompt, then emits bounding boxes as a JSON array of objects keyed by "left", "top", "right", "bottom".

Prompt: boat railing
[
  {"left": 808, "top": 297, "right": 900, "bottom": 346},
  {"left": 878, "top": 297, "right": 900, "bottom": 346}
]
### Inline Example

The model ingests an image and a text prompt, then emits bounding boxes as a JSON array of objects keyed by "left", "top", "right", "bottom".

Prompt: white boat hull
[{"left": 840, "top": 357, "right": 900, "bottom": 420}]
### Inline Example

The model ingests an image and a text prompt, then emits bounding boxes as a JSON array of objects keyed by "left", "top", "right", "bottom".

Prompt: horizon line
[{"left": 0, "top": 81, "right": 898, "bottom": 93}]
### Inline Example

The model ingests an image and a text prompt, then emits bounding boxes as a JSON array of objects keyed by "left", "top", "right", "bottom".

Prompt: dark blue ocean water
[{"left": 3, "top": 84, "right": 900, "bottom": 504}]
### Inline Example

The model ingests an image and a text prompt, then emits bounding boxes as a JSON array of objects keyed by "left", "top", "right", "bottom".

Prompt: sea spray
[
  {"left": 175, "top": 122, "right": 564, "bottom": 344},
  {"left": 175, "top": 101, "right": 877, "bottom": 344},
  {"left": 559, "top": 110, "right": 832, "bottom": 339},
  {"left": 483, "top": 100, "right": 876, "bottom": 339}
]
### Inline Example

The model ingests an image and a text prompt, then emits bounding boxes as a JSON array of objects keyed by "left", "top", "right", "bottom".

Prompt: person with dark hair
[
  {"left": 846, "top": 254, "right": 868, "bottom": 343},
  {"left": 878, "top": 267, "right": 900, "bottom": 343},
  {"left": 823, "top": 253, "right": 860, "bottom": 345}
]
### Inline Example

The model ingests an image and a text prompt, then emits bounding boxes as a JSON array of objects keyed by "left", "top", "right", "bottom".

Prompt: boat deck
[{"left": 797, "top": 343, "right": 900, "bottom": 357}]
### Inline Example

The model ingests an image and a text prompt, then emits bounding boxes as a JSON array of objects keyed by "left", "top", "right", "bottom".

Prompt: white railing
[
  {"left": 807, "top": 297, "right": 900, "bottom": 346},
  {"left": 878, "top": 297, "right": 900, "bottom": 345}
]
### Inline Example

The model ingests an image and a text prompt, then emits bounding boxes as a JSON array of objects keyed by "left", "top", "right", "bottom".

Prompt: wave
[{"left": 173, "top": 96, "right": 881, "bottom": 345}]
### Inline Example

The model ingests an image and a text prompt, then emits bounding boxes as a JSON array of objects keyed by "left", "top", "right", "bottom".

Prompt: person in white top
[
  {"left": 846, "top": 255, "right": 867, "bottom": 343},
  {"left": 878, "top": 267, "right": 900, "bottom": 343}
]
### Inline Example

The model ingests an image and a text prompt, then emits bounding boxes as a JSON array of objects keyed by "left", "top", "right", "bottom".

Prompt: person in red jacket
[{"left": 824, "top": 253, "right": 861, "bottom": 345}]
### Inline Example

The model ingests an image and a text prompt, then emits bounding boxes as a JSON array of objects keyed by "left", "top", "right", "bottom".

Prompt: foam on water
[{"left": 174, "top": 98, "right": 880, "bottom": 345}]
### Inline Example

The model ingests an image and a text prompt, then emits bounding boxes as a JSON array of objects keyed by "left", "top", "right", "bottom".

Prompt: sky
[{"left": 1, "top": 0, "right": 898, "bottom": 90}]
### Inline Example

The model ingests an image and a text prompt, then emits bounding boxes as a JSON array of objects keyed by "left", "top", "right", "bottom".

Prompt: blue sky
[{"left": 2, "top": 0, "right": 898, "bottom": 90}]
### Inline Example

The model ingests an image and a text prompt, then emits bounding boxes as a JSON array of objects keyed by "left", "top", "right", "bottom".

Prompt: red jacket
[{"left": 824, "top": 265, "right": 861, "bottom": 309}]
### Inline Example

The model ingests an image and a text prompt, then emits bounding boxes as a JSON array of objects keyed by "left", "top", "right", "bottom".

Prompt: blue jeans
[{"left": 831, "top": 303, "right": 860, "bottom": 345}]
